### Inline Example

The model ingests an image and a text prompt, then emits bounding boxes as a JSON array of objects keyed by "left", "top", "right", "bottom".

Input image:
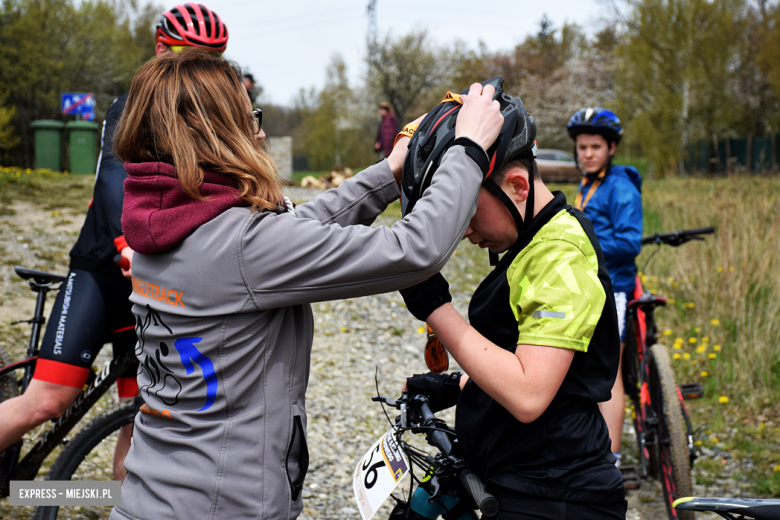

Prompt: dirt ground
[{"left": 0, "top": 184, "right": 728, "bottom": 519}]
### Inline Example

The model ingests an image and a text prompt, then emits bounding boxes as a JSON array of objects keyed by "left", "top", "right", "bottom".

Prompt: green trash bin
[
  {"left": 31, "top": 120, "right": 65, "bottom": 171},
  {"left": 66, "top": 120, "right": 99, "bottom": 174}
]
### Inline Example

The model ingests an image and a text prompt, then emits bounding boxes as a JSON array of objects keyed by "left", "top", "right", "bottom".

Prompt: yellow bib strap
[
  {"left": 574, "top": 170, "right": 606, "bottom": 211},
  {"left": 393, "top": 123, "right": 419, "bottom": 148}
]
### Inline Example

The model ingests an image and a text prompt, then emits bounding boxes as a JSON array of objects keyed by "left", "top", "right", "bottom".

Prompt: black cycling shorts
[
  {"left": 33, "top": 269, "right": 138, "bottom": 397},
  {"left": 491, "top": 488, "right": 627, "bottom": 520}
]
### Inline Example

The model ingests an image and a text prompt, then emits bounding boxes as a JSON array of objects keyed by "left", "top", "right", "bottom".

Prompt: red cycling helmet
[{"left": 156, "top": 4, "right": 228, "bottom": 52}]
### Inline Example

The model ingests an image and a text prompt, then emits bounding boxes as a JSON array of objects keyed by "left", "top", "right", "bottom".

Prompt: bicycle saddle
[
  {"left": 14, "top": 266, "right": 67, "bottom": 285},
  {"left": 675, "top": 497, "right": 780, "bottom": 520}
]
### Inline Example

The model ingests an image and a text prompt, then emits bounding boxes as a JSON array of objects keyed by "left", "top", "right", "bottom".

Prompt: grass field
[{"left": 1, "top": 167, "right": 779, "bottom": 497}]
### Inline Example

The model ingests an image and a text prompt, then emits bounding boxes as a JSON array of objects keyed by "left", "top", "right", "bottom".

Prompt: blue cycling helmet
[{"left": 567, "top": 107, "right": 623, "bottom": 144}]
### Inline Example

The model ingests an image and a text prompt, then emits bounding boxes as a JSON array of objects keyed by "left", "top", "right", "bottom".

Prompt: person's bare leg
[
  {"left": 0, "top": 379, "right": 81, "bottom": 452},
  {"left": 599, "top": 341, "right": 626, "bottom": 455}
]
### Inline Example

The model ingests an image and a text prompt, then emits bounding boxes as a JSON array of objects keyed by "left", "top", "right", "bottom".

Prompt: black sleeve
[{"left": 95, "top": 93, "right": 129, "bottom": 242}]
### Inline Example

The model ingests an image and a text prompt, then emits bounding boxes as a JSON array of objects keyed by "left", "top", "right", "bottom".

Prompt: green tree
[
  {"left": 612, "top": 0, "right": 744, "bottom": 174},
  {"left": 366, "top": 29, "right": 463, "bottom": 125},
  {"left": 0, "top": 0, "right": 159, "bottom": 167},
  {"left": 0, "top": 86, "right": 19, "bottom": 152}
]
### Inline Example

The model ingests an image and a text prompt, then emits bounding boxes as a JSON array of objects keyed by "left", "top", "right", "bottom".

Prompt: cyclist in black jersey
[
  {"left": 399, "top": 87, "right": 625, "bottom": 518},
  {"left": 0, "top": 3, "right": 231, "bottom": 480}
]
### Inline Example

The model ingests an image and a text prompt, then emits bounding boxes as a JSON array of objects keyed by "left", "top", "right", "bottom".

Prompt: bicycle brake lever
[{"left": 426, "top": 476, "right": 442, "bottom": 503}]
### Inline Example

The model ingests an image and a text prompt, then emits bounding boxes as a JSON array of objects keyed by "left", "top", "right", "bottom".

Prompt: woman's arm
[{"left": 426, "top": 304, "right": 574, "bottom": 423}]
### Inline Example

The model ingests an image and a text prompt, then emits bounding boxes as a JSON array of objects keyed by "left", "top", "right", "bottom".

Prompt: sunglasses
[{"left": 252, "top": 108, "right": 263, "bottom": 132}]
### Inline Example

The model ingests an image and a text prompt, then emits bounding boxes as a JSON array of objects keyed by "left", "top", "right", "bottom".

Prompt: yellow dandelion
[
  {"left": 714, "top": 345, "right": 721, "bottom": 351},
  {"left": 683, "top": 353, "right": 691, "bottom": 360},
  {"left": 700, "top": 371, "right": 709, "bottom": 377},
  {"left": 729, "top": 266, "right": 734, "bottom": 272},
  {"left": 711, "top": 318, "right": 720, "bottom": 326},
  {"left": 689, "top": 337, "right": 697, "bottom": 344},
  {"left": 717, "top": 266, "right": 723, "bottom": 273},
  {"left": 340, "top": 327, "right": 347, "bottom": 332},
  {"left": 702, "top": 336, "right": 710, "bottom": 343},
  {"left": 718, "top": 396, "right": 729, "bottom": 404},
  {"left": 674, "top": 344, "right": 682, "bottom": 349},
  {"left": 673, "top": 282, "right": 679, "bottom": 288},
  {"left": 694, "top": 327, "right": 701, "bottom": 333},
  {"left": 774, "top": 464, "right": 780, "bottom": 472},
  {"left": 673, "top": 353, "right": 681, "bottom": 360},
  {"left": 668, "top": 298, "right": 676, "bottom": 303},
  {"left": 695, "top": 440, "right": 703, "bottom": 446},
  {"left": 709, "top": 353, "right": 717, "bottom": 359},
  {"left": 706, "top": 429, "right": 713, "bottom": 434},
  {"left": 641, "top": 275, "right": 648, "bottom": 283},
  {"left": 759, "top": 423, "right": 765, "bottom": 431},
  {"left": 667, "top": 277, "right": 674, "bottom": 284},
  {"left": 663, "top": 329, "right": 672, "bottom": 336},
  {"left": 684, "top": 302, "right": 695, "bottom": 309},
  {"left": 711, "top": 436, "right": 720, "bottom": 443},
  {"left": 696, "top": 345, "right": 706, "bottom": 353},
  {"left": 692, "top": 360, "right": 698, "bottom": 365},
  {"left": 691, "top": 276, "right": 696, "bottom": 282}
]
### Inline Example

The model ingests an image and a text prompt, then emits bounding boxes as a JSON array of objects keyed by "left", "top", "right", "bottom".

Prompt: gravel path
[{"left": 0, "top": 186, "right": 736, "bottom": 519}]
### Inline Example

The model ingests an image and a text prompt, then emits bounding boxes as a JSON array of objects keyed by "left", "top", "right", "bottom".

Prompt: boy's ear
[
  {"left": 609, "top": 141, "right": 617, "bottom": 157},
  {"left": 504, "top": 169, "right": 530, "bottom": 203}
]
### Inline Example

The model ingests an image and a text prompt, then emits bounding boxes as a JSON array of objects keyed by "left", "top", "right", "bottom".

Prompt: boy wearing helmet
[
  {"left": 567, "top": 107, "right": 643, "bottom": 466},
  {"left": 399, "top": 81, "right": 626, "bottom": 518},
  {"left": 0, "top": 3, "right": 231, "bottom": 481}
]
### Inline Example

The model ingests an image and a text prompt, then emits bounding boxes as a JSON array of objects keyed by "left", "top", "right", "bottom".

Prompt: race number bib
[{"left": 353, "top": 428, "right": 410, "bottom": 520}]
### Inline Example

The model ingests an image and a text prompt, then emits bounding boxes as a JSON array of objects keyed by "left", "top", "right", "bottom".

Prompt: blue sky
[{"left": 204, "top": 0, "right": 605, "bottom": 105}]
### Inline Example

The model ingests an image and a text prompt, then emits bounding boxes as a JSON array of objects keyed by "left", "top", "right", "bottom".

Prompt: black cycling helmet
[
  {"left": 566, "top": 107, "right": 623, "bottom": 144},
  {"left": 400, "top": 76, "right": 537, "bottom": 216}
]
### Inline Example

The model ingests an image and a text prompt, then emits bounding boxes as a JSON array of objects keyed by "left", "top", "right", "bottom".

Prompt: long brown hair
[{"left": 115, "top": 47, "right": 283, "bottom": 211}]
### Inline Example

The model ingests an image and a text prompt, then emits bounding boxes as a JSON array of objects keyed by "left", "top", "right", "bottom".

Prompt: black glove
[
  {"left": 406, "top": 372, "right": 462, "bottom": 413},
  {"left": 399, "top": 273, "right": 452, "bottom": 322}
]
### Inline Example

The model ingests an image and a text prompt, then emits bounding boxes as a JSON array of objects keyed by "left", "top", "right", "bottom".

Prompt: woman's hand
[
  {"left": 455, "top": 83, "right": 504, "bottom": 151},
  {"left": 387, "top": 113, "right": 426, "bottom": 183}
]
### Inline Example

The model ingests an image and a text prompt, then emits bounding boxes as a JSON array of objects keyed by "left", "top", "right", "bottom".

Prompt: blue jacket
[{"left": 576, "top": 165, "right": 643, "bottom": 293}]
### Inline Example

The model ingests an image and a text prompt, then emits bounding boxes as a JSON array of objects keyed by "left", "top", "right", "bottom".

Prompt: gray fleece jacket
[{"left": 109, "top": 147, "right": 481, "bottom": 520}]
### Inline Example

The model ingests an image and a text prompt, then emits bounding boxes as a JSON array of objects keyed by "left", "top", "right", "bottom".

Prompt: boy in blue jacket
[{"left": 567, "top": 108, "right": 642, "bottom": 465}]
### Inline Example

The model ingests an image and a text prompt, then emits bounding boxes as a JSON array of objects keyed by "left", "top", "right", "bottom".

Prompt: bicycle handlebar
[
  {"left": 641, "top": 227, "right": 715, "bottom": 246},
  {"left": 460, "top": 470, "right": 500, "bottom": 517}
]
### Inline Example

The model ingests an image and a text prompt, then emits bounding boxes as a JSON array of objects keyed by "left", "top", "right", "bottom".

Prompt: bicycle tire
[
  {"left": 0, "top": 346, "right": 18, "bottom": 403},
  {"left": 648, "top": 344, "right": 693, "bottom": 520},
  {"left": 32, "top": 399, "right": 137, "bottom": 520}
]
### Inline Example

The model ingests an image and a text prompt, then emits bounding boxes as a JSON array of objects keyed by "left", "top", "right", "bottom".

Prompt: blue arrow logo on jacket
[{"left": 174, "top": 337, "right": 217, "bottom": 411}]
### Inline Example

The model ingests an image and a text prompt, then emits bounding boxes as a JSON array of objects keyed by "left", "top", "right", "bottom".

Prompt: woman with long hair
[{"left": 109, "top": 48, "right": 503, "bottom": 520}]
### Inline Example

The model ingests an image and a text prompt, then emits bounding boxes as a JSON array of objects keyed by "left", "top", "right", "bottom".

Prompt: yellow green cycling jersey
[{"left": 507, "top": 207, "right": 606, "bottom": 353}]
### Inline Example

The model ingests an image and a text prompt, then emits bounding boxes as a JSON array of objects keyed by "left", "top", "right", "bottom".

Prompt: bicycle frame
[{"left": 0, "top": 269, "right": 137, "bottom": 497}]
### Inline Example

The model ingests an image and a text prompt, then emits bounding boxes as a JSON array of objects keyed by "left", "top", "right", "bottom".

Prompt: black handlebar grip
[
  {"left": 460, "top": 470, "right": 499, "bottom": 517},
  {"left": 681, "top": 226, "right": 715, "bottom": 236}
]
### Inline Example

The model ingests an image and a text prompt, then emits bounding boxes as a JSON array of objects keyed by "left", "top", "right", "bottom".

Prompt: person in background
[
  {"left": 243, "top": 73, "right": 257, "bottom": 104},
  {"left": 566, "top": 107, "right": 643, "bottom": 467},
  {"left": 0, "top": 2, "right": 230, "bottom": 483},
  {"left": 375, "top": 101, "right": 398, "bottom": 158}
]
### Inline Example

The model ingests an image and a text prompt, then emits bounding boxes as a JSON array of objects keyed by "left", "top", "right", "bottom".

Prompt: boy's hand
[{"left": 455, "top": 83, "right": 503, "bottom": 151}]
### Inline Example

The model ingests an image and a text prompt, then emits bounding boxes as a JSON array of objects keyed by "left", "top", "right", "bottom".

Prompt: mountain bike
[
  {"left": 354, "top": 391, "right": 498, "bottom": 520},
  {"left": 622, "top": 227, "right": 715, "bottom": 520},
  {"left": 674, "top": 496, "right": 780, "bottom": 519},
  {"left": 0, "top": 266, "right": 140, "bottom": 520}
]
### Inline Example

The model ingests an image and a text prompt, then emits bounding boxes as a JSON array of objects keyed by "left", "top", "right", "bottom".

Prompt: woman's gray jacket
[{"left": 110, "top": 147, "right": 482, "bottom": 520}]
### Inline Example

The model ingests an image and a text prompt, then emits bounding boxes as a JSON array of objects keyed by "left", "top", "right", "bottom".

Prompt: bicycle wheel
[
  {"left": 648, "top": 344, "right": 693, "bottom": 520},
  {"left": 0, "top": 346, "right": 18, "bottom": 403},
  {"left": 32, "top": 399, "right": 137, "bottom": 520}
]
